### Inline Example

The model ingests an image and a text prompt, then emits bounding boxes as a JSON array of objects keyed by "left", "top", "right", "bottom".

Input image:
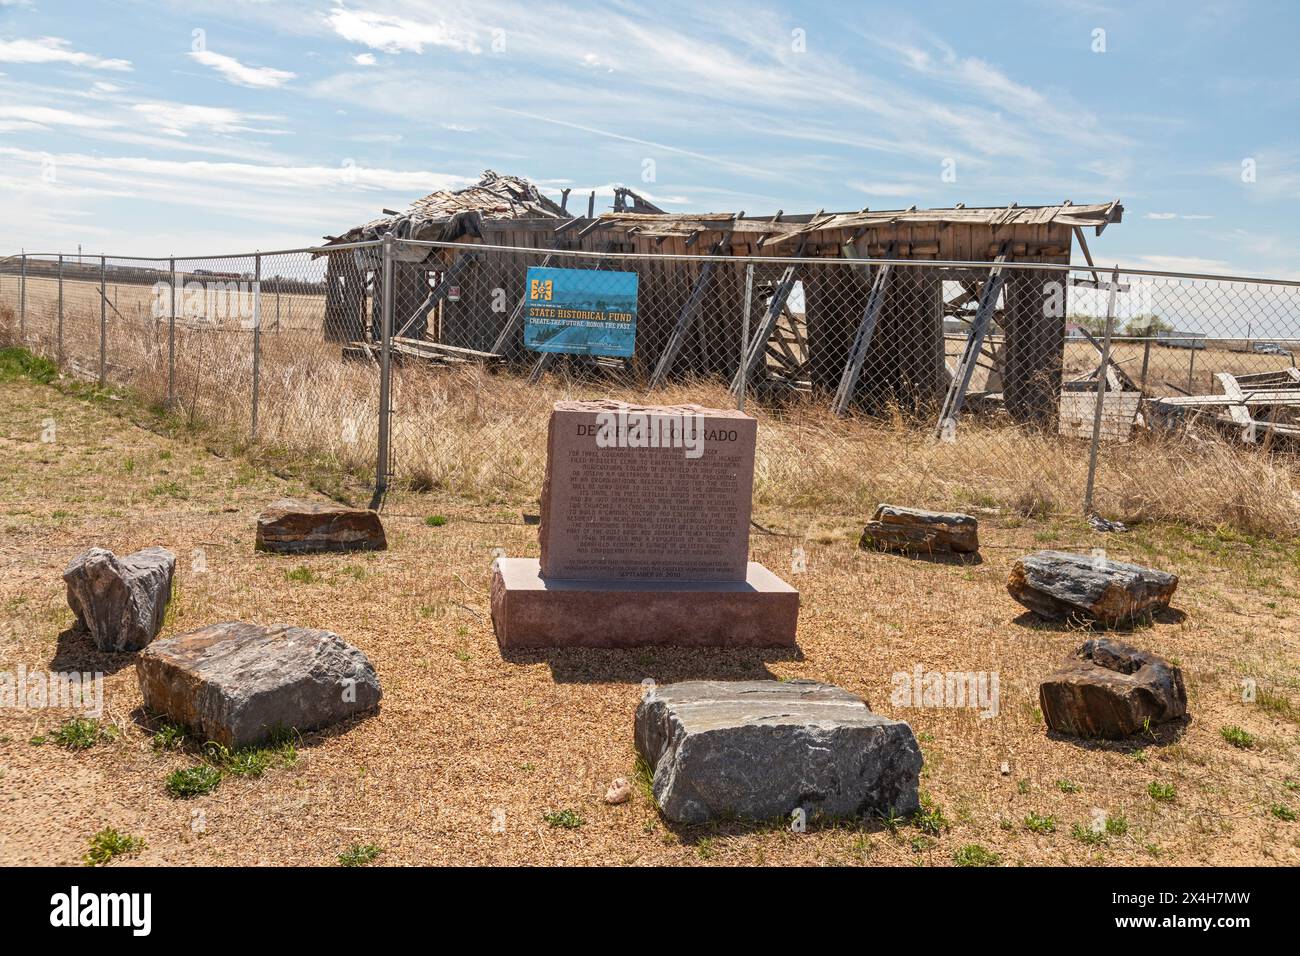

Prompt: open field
[
  {"left": 1, "top": 367, "right": 1298, "bottom": 866},
  {"left": 0, "top": 270, "right": 328, "bottom": 335}
]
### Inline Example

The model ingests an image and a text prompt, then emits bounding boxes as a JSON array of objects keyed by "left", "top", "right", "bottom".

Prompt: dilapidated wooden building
[{"left": 321, "top": 170, "right": 1123, "bottom": 425}]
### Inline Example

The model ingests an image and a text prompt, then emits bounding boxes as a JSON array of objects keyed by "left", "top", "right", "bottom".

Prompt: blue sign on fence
[{"left": 523, "top": 266, "right": 637, "bottom": 357}]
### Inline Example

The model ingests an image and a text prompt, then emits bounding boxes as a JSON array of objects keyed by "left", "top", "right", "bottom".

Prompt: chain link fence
[{"left": 4, "top": 240, "right": 1300, "bottom": 534}]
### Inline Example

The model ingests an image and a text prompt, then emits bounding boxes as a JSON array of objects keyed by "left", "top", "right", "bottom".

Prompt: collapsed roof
[
  {"left": 324, "top": 169, "right": 1122, "bottom": 252},
  {"left": 327, "top": 170, "right": 567, "bottom": 245}
]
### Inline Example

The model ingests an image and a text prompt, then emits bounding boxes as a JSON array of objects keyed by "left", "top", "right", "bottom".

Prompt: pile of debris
[{"left": 1147, "top": 367, "right": 1300, "bottom": 445}]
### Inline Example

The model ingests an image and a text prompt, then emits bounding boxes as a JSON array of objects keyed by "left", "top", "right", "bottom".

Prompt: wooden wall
[{"left": 411, "top": 217, "right": 1076, "bottom": 422}]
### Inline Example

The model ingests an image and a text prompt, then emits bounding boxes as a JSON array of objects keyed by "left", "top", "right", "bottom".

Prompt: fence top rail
[
  {"left": 0, "top": 239, "right": 383, "bottom": 264},
  {"left": 4, "top": 236, "right": 1300, "bottom": 289}
]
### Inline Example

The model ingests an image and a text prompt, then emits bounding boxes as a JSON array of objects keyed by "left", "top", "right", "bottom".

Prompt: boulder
[
  {"left": 255, "top": 498, "right": 386, "bottom": 554},
  {"left": 1007, "top": 550, "right": 1177, "bottom": 627},
  {"left": 63, "top": 546, "right": 175, "bottom": 652},
  {"left": 634, "top": 679, "right": 922, "bottom": 824},
  {"left": 136, "top": 621, "right": 382, "bottom": 748},
  {"left": 1039, "top": 638, "right": 1187, "bottom": 739},
  {"left": 860, "top": 504, "right": 979, "bottom": 554}
]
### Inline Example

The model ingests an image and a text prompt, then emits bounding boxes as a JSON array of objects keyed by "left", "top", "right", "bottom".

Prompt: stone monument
[{"left": 490, "top": 400, "right": 798, "bottom": 648}]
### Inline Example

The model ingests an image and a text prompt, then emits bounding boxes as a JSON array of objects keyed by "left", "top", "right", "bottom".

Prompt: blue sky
[{"left": 1, "top": 0, "right": 1297, "bottom": 277}]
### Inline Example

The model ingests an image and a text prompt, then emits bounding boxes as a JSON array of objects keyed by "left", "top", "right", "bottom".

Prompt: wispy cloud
[
  {"left": 190, "top": 50, "right": 296, "bottom": 89},
  {"left": 129, "top": 101, "right": 288, "bottom": 138},
  {"left": 848, "top": 181, "right": 920, "bottom": 197},
  {"left": 0, "top": 35, "right": 132, "bottom": 71},
  {"left": 0, "top": 104, "right": 118, "bottom": 130}
]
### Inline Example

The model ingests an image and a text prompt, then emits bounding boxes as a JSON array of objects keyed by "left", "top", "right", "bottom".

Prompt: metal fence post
[
  {"left": 57, "top": 254, "right": 64, "bottom": 364},
  {"left": 1083, "top": 267, "right": 1121, "bottom": 516},
  {"left": 19, "top": 251, "right": 26, "bottom": 342},
  {"left": 98, "top": 255, "right": 106, "bottom": 387},
  {"left": 251, "top": 253, "right": 262, "bottom": 441},
  {"left": 168, "top": 257, "right": 176, "bottom": 406},
  {"left": 372, "top": 234, "right": 395, "bottom": 509},
  {"left": 737, "top": 262, "right": 754, "bottom": 412}
]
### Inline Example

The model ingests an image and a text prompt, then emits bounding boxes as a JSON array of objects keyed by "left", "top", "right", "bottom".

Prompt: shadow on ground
[
  {"left": 1045, "top": 715, "right": 1191, "bottom": 753},
  {"left": 1009, "top": 606, "right": 1187, "bottom": 632},
  {"left": 50, "top": 626, "right": 138, "bottom": 676},
  {"left": 500, "top": 645, "right": 804, "bottom": 684}
]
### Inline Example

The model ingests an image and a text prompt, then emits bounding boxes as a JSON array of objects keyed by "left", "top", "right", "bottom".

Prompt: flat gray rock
[
  {"left": 635, "top": 679, "right": 922, "bottom": 824},
  {"left": 1007, "top": 550, "right": 1178, "bottom": 627},
  {"left": 1040, "top": 638, "right": 1187, "bottom": 739},
  {"left": 136, "top": 621, "right": 382, "bottom": 748},
  {"left": 63, "top": 546, "right": 175, "bottom": 652},
  {"left": 860, "top": 504, "right": 979, "bottom": 554}
]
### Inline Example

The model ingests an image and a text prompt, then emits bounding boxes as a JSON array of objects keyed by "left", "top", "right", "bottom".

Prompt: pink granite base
[{"left": 490, "top": 558, "right": 799, "bottom": 649}]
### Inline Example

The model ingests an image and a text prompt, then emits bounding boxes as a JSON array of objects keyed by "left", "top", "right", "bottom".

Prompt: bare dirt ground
[{"left": 1, "top": 373, "right": 1298, "bottom": 867}]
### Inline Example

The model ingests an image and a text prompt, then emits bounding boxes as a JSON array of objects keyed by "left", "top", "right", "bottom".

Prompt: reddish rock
[
  {"left": 255, "top": 498, "right": 386, "bottom": 554},
  {"left": 860, "top": 504, "right": 979, "bottom": 555},
  {"left": 1039, "top": 638, "right": 1187, "bottom": 739}
]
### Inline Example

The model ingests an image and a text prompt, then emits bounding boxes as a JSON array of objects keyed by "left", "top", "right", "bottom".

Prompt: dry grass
[
  {"left": 1, "top": 373, "right": 1298, "bottom": 866},
  {"left": 7, "top": 278, "right": 1300, "bottom": 539}
]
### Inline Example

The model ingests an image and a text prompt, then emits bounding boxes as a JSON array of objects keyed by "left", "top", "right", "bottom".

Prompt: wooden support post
[
  {"left": 933, "top": 247, "right": 1011, "bottom": 439},
  {"left": 833, "top": 259, "right": 894, "bottom": 417},
  {"left": 729, "top": 231, "right": 814, "bottom": 396},
  {"left": 729, "top": 264, "right": 799, "bottom": 396},
  {"left": 649, "top": 232, "right": 731, "bottom": 388}
]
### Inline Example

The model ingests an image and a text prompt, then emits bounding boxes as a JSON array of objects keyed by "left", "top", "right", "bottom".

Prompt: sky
[{"left": 1, "top": 0, "right": 1298, "bottom": 279}]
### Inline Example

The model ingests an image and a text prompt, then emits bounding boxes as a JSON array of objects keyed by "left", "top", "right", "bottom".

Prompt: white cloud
[
  {"left": 353, "top": 53, "right": 376, "bottom": 66},
  {"left": 1130, "top": 254, "right": 1235, "bottom": 275},
  {"left": 1144, "top": 212, "right": 1215, "bottom": 221},
  {"left": 190, "top": 49, "right": 295, "bottom": 89},
  {"left": 0, "top": 104, "right": 118, "bottom": 129},
  {"left": 326, "top": 8, "right": 481, "bottom": 55},
  {"left": 0, "top": 145, "right": 475, "bottom": 193},
  {"left": 129, "top": 101, "right": 287, "bottom": 137},
  {"left": 0, "top": 36, "right": 132, "bottom": 71},
  {"left": 848, "top": 181, "right": 920, "bottom": 198}
]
